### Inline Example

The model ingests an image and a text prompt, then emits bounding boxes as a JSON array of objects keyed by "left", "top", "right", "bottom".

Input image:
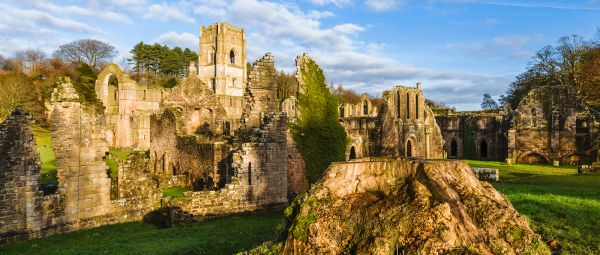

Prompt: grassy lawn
[
  {"left": 1, "top": 212, "right": 284, "bottom": 255},
  {"left": 32, "top": 125, "right": 57, "bottom": 185},
  {"left": 163, "top": 187, "right": 192, "bottom": 198},
  {"left": 466, "top": 160, "right": 600, "bottom": 254},
  {"left": 105, "top": 148, "right": 133, "bottom": 179}
]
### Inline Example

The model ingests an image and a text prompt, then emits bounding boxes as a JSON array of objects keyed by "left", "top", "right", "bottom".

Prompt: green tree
[
  {"left": 292, "top": 56, "right": 347, "bottom": 183},
  {"left": 481, "top": 94, "right": 498, "bottom": 110}
]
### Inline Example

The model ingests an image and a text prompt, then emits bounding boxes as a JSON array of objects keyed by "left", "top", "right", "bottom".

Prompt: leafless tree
[
  {"left": 14, "top": 49, "right": 47, "bottom": 72},
  {"left": 53, "top": 39, "right": 117, "bottom": 69}
]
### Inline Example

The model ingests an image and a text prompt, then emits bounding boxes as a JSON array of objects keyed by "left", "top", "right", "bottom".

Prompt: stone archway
[
  {"left": 349, "top": 146, "right": 356, "bottom": 160},
  {"left": 450, "top": 138, "right": 458, "bottom": 158},
  {"left": 406, "top": 140, "right": 413, "bottom": 157},
  {"left": 517, "top": 152, "right": 549, "bottom": 164},
  {"left": 480, "top": 139, "right": 488, "bottom": 159}
]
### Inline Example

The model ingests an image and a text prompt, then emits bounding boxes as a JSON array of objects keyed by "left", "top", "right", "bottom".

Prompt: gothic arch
[
  {"left": 560, "top": 153, "right": 591, "bottom": 166},
  {"left": 449, "top": 137, "right": 458, "bottom": 158},
  {"left": 477, "top": 137, "right": 490, "bottom": 159},
  {"left": 404, "top": 134, "right": 418, "bottom": 157},
  {"left": 349, "top": 146, "right": 356, "bottom": 160},
  {"left": 96, "top": 64, "right": 133, "bottom": 113},
  {"left": 229, "top": 48, "right": 237, "bottom": 64},
  {"left": 517, "top": 151, "right": 549, "bottom": 164}
]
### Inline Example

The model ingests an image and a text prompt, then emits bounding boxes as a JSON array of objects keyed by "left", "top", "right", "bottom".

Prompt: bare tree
[
  {"left": 53, "top": 39, "right": 117, "bottom": 69},
  {"left": 15, "top": 49, "right": 46, "bottom": 72}
]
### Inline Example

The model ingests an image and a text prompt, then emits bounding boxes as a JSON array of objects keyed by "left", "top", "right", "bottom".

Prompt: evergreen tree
[{"left": 481, "top": 93, "right": 498, "bottom": 110}]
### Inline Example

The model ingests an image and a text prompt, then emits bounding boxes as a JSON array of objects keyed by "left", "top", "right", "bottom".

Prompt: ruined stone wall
[
  {"left": 169, "top": 113, "right": 288, "bottom": 222},
  {"left": 286, "top": 131, "right": 308, "bottom": 193},
  {"left": 161, "top": 74, "right": 226, "bottom": 137},
  {"left": 436, "top": 112, "right": 509, "bottom": 161},
  {"left": 339, "top": 96, "right": 378, "bottom": 118},
  {"left": 377, "top": 84, "right": 445, "bottom": 159},
  {"left": 1, "top": 79, "right": 163, "bottom": 243},
  {"left": 509, "top": 87, "right": 586, "bottom": 165},
  {"left": 50, "top": 78, "right": 112, "bottom": 225},
  {"left": 95, "top": 64, "right": 167, "bottom": 149},
  {"left": 242, "top": 53, "right": 279, "bottom": 128},
  {"left": 0, "top": 109, "right": 64, "bottom": 243},
  {"left": 341, "top": 117, "right": 378, "bottom": 160}
]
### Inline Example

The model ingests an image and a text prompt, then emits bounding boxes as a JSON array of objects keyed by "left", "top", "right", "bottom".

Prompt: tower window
[{"left": 230, "top": 50, "right": 235, "bottom": 64}]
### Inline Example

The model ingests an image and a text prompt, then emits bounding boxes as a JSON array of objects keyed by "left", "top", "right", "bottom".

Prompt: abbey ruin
[{"left": 1, "top": 21, "right": 598, "bottom": 247}]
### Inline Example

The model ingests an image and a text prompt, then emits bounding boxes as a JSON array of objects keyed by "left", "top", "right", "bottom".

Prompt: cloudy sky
[{"left": 1, "top": 0, "right": 598, "bottom": 110}]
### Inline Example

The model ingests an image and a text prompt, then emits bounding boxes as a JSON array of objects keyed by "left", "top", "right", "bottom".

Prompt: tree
[
  {"left": 481, "top": 94, "right": 498, "bottom": 110},
  {"left": 15, "top": 49, "right": 46, "bottom": 72},
  {"left": 0, "top": 72, "right": 44, "bottom": 121},
  {"left": 54, "top": 39, "right": 117, "bottom": 69}
]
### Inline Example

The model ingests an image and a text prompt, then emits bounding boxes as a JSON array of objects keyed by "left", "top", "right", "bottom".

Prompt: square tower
[{"left": 198, "top": 23, "right": 247, "bottom": 127}]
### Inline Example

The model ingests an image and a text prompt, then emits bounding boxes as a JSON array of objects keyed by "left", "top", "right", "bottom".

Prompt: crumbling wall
[
  {"left": 339, "top": 95, "right": 378, "bottom": 118},
  {"left": 50, "top": 77, "right": 112, "bottom": 225},
  {"left": 95, "top": 64, "right": 166, "bottom": 149},
  {"left": 242, "top": 52, "right": 279, "bottom": 128},
  {"left": 436, "top": 112, "right": 509, "bottom": 161},
  {"left": 287, "top": 131, "right": 308, "bottom": 193},
  {"left": 509, "top": 87, "right": 584, "bottom": 165},
  {"left": 0, "top": 109, "right": 51, "bottom": 243},
  {"left": 168, "top": 113, "right": 288, "bottom": 222},
  {"left": 340, "top": 84, "right": 444, "bottom": 160}
]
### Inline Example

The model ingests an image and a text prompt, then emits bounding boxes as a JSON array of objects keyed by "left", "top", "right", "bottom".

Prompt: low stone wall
[{"left": 471, "top": 167, "right": 499, "bottom": 182}]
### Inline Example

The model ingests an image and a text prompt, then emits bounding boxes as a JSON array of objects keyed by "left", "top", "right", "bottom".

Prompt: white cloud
[
  {"left": 365, "top": 0, "right": 404, "bottom": 11},
  {"left": 0, "top": 3, "right": 96, "bottom": 33},
  {"left": 333, "top": 23, "right": 365, "bottom": 34},
  {"left": 154, "top": 31, "right": 199, "bottom": 50},
  {"left": 309, "top": 0, "right": 353, "bottom": 7},
  {"left": 194, "top": 6, "right": 227, "bottom": 19},
  {"left": 143, "top": 3, "right": 195, "bottom": 23},
  {"left": 23, "top": 0, "right": 133, "bottom": 24}
]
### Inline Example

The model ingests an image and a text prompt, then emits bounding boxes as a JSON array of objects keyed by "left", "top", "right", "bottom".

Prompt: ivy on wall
[{"left": 292, "top": 57, "right": 347, "bottom": 183}]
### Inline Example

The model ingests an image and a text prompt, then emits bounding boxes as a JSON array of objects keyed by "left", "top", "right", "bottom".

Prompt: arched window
[
  {"left": 143, "top": 90, "right": 147, "bottom": 100},
  {"left": 531, "top": 108, "right": 537, "bottom": 127},
  {"left": 349, "top": 146, "right": 356, "bottom": 160},
  {"left": 340, "top": 106, "right": 345, "bottom": 118},
  {"left": 406, "top": 93, "right": 410, "bottom": 119},
  {"left": 416, "top": 94, "right": 420, "bottom": 120},
  {"left": 363, "top": 101, "right": 368, "bottom": 115},
  {"left": 406, "top": 140, "right": 413, "bottom": 157},
  {"left": 450, "top": 139, "right": 458, "bottom": 157},
  {"left": 208, "top": 50, "right": 215, "bottom": 64},
  {"left": 229, "top": 49, "right": 235, "bottom": 64},
  {"left": 396, "top": 91, "right": 401, "bottom": 118},
  {"left": 480, "top": 140, "right": 488, "bottom": 158}
]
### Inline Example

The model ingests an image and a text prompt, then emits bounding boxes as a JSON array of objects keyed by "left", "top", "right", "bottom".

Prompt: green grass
[
  {"left": 105, "top": 149, "right": 133, "bottom": 179},
  {"left": 0, "top": 212, "right": 285, "bottom": 255},
  {"left": 466, "top": 160, "right": 600, "bottom": 254},
  {"left": 32, "top": 125, "right": 57, "bottom": 185},
  {"left": 163, "top": 187, "right": 192, "bottom": 198}
]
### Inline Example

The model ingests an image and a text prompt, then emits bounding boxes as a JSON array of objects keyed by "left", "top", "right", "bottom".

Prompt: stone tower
[{"left": 198, "top": 22, "right": 247, "bottom": 129}]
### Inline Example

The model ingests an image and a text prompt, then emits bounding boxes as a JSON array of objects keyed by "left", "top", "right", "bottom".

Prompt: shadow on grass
[{"left": 1, "top": 211, "right": 285, "bottom": 255}]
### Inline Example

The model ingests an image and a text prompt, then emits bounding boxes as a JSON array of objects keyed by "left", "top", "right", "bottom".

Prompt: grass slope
[
  {"left": 32, "top": 125, "right": 56, "bottom": 185},
  {"left": 1, "top": 212, "right": 284, "bottom": 255},
  {"left": 467, "top": 160, "right": 600, "bottom": 254}
]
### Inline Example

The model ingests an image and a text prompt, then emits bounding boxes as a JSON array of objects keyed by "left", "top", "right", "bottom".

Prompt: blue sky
[{"left": 0, "top": 0, "right": 598, "bottom": 110}]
